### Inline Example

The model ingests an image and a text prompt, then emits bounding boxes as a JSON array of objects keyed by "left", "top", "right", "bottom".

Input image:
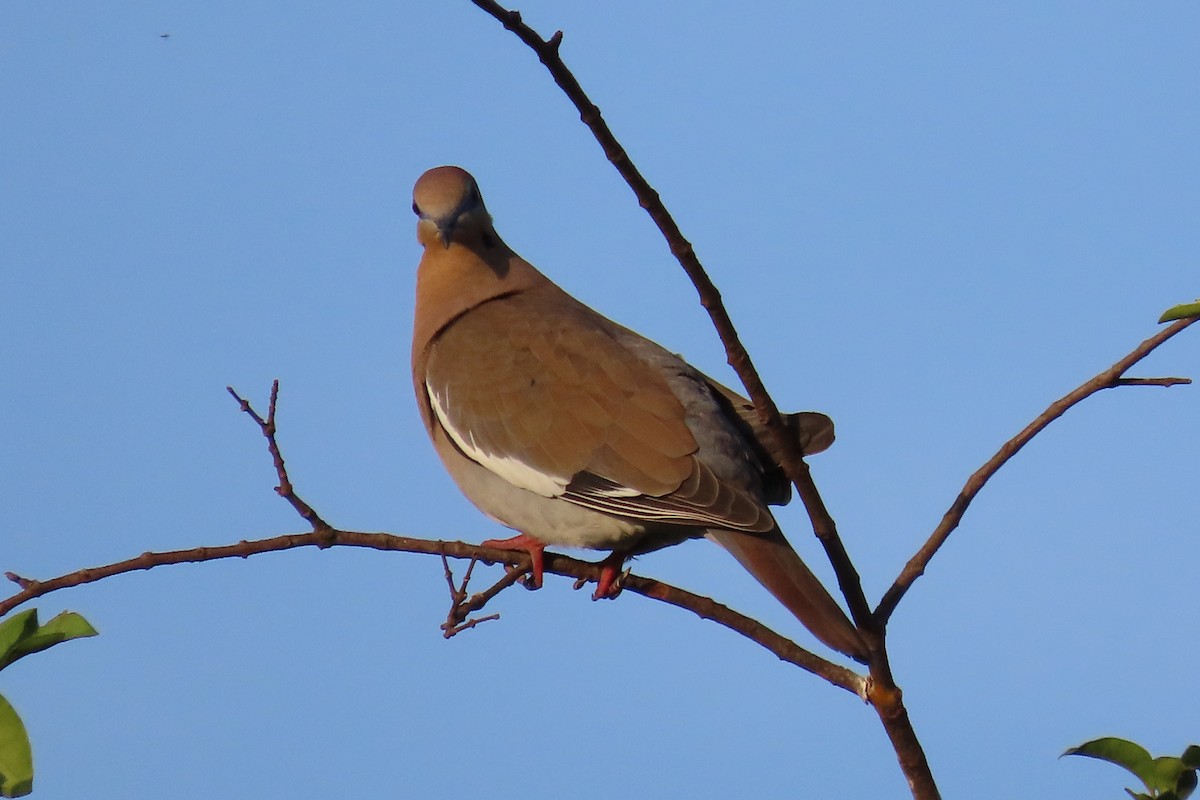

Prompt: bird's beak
[{"left": 437, "top": 220, "right": 455, "bottom": 249}]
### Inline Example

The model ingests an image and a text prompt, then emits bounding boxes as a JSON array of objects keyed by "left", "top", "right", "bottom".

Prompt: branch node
[
  {"left": 4, "top": 572, "right": 33, "bottom": 589},
  {"left": 314, "top": 526, "right": 336, "bottom": 549}
]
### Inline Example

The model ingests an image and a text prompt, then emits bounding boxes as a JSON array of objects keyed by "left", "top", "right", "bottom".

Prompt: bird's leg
[
  {"left": 592, "top": 550, "right": 630, "bottom": 600},
  {"left": 480, "top": 533, "right": 545, "bottom": 589}
]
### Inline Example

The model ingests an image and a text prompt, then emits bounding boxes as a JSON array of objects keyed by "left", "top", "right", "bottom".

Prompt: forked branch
[{"left": 875, "top": 317, "right": 1197, "bottom": 624}]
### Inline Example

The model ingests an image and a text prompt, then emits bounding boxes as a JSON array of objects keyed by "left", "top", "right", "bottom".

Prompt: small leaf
[
  {"left": 0, "top": 693, "right": 32, "bottom": 797},
  {"left": 0, "top": 614, "right": 38, "bottom": 668},
  {"left": 1151, "top": 757, "right": 1189, "bottom": 794},
  {"left": 1065, "top": 737, "right": 1156, "bottom": 790},
  {"left": 1159, "top": 300, "right": 1200, "bottom": 323},
  {"left": 7, "top": 612, "right": 97, "bottom": 663},
  {"left": 0, "top": 611, "right": 97, "bottom": 672},
  {"left": 1182, "top": 746, "right": 1200, "bottom": 769}
]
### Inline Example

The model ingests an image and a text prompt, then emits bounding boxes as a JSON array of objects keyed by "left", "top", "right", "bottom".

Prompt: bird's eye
[{"left": 412, "top": 201, "right": 421, "bottom": 216}]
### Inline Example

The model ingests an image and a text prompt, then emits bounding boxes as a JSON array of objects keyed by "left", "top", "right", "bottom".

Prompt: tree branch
[
  {"left": 467, "top": 0, "right": 873, "bottom": 637},
  {"left": 1, "top": 531, "right": 863, "bottom": 695},
  {"left": 3, "top": 378, "right": 863, "bottom": 695},
  {"left": 1113, "top": 376, "right": 1191, "bottom": 387},
  {"left": 875, "top": 316, "right": 1198, "bottom": 624},
  {"left": 467, "top": 3, "right": 932, "bottom": 795},
  {"left": 440, "top": 554, "right": 516, "bottom": 637},
  {"left": 226, "top": 381, "right": 330, "bottom": 534}
]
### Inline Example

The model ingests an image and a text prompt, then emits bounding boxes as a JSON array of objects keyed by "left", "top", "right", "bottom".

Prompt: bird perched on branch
[{"left": 410, "top": 165, "right": 865, "bottom": 661}]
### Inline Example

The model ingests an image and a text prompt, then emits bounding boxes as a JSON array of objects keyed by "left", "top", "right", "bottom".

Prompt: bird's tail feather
[{"left": 706, "top": 528, "right": 867, "bottom": 662}]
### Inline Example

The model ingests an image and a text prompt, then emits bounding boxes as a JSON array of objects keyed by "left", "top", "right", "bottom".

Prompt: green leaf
[
  {"left": 0, "top": 614, "right": 38, "bottom": 668},
  {"left": 6, "top": 612, "right": 98, "bottom": 665},
  {"left": 1064, "top": 737, "right": 1157, "bottom": 791},
  {"left": 1182, "top": 747, "right": 1200, "bottom": 770},
  {"left": 1159, "top": 300, "right": 1200, "bottom": 323},
  {"left": 1151, "top": 757, "right": 1189, "bottom": 794},
  {"left": 0, "top": 611, "right": 97, "bottom": 672},
  {"left": 0, "top": 693, "right": 32, "bottom": 797}
]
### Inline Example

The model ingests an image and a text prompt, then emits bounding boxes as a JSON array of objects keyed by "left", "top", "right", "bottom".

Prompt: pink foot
[
  {"left": 592, "top": 551, "right": 629, "bottom": 600},
  {"left": 481, "top": 533, "right": 545, "bottom": 589}
]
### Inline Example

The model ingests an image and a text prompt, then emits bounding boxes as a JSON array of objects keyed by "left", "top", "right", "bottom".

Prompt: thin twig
[
  {"left": 440, "top": 554, "right": 525, "bottom": 637},
  {"left": 462, "top": 565, "right": 528, "bottom": 614},
  {"left": 227, "top": 382, "right": 330, "bottom": 534},
  {"left": 1113, "top": 376, "right": 1191, "bottom": 387},
  {"left": 5, "top": 573, "right": 32, "bottom": 590},
  {"left": 445, "top": 614, "right": 501, "bottom": 635},
  {"left": 440, "top": 552, "right": 462, "bottom": 601},
  {"left": 875, "top": 317, "right": 1198, "bottom": 624}
]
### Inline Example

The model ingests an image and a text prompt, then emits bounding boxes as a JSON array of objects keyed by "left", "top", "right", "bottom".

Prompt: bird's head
[{"left": 412, "top": 166, "right": 495, "bottom": 249}]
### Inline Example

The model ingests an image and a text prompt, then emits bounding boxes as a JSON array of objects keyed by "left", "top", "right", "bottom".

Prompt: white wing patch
[
  {"left": 586, "top": 485, "right": 641, "bottom": 498},
  {"left": 427, "top": 382, "right": 567, "bottom": 499}
]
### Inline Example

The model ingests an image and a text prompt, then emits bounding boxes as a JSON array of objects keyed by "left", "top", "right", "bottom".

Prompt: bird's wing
[{"left": 422, "top": 288, "right": 773, "bottom": 532}]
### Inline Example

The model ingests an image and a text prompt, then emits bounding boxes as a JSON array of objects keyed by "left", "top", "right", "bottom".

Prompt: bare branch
[
  {"left": 227, "top": 382, "right": 330, "bottom": 534},
  {"left": 466, "top": 5, "right": 930, "bottom": 793},
  {"left": 5, "top": 572, "right": 33, "bottom": 590},
  {"left": 1113, "top": 376, "right": 1191, "bottom": 387},
  {"left": 468, "top": 0, "right": 873, "bottom": 637},
  {"left": 440, "top": 552, "right": 464, "bottom": 601},
  {"left": 218, "top": 379, "right": 860, "bottom": 691},
  {"left": 875, "top": 317, "right": 1198, "bottom": 624},
  {"left": 444, "top": 613, "right": 501, "bottom": 635},
  {"left": 440, "top": 554, "right": 527, "bottom": 638},
  {"left": 0, "top": 531, "right": 864, "bottom": 694}
]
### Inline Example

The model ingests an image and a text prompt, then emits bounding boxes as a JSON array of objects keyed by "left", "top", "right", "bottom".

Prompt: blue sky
[{"left": 2, "top": 2, "right": 1197, "bottom": 798}]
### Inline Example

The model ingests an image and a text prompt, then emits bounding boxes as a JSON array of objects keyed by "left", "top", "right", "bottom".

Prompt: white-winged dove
[{"left": 411, "top": 166, "right": 866, "bottom": 661}]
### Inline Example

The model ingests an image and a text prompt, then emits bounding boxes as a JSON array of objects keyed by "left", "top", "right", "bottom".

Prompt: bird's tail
[{"left": 706, "top": 528, "right": 867, "bottom": 663}]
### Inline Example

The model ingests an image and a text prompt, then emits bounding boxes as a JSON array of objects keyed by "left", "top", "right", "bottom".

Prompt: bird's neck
[{"left": 412, "top": 238, "right": 549, "bottom": 360}]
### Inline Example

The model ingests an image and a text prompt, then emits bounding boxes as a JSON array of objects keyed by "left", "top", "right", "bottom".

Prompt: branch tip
[
  {"left": 226, "top": 385, "right": 251, "bottom": 412},
  {"left": 1113, "top": 376, "right": 1191, "bottom": 387},
  {"left": 4, "top": 572, "right": 33, "bottom": 589}
]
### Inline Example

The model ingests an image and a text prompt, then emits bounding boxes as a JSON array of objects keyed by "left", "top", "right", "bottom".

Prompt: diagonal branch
[
  {"left": 467, "top": 0, "right": 873, "bottom": 634},
  {"left": 227, "top": 381, "right": 330, "bottom": 534},
  {"left": 466, "top": 5, "right": 930, "bottom": 795},
  {"left": 875, "top": 316, "right": 1198, "bottom": 624}
]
